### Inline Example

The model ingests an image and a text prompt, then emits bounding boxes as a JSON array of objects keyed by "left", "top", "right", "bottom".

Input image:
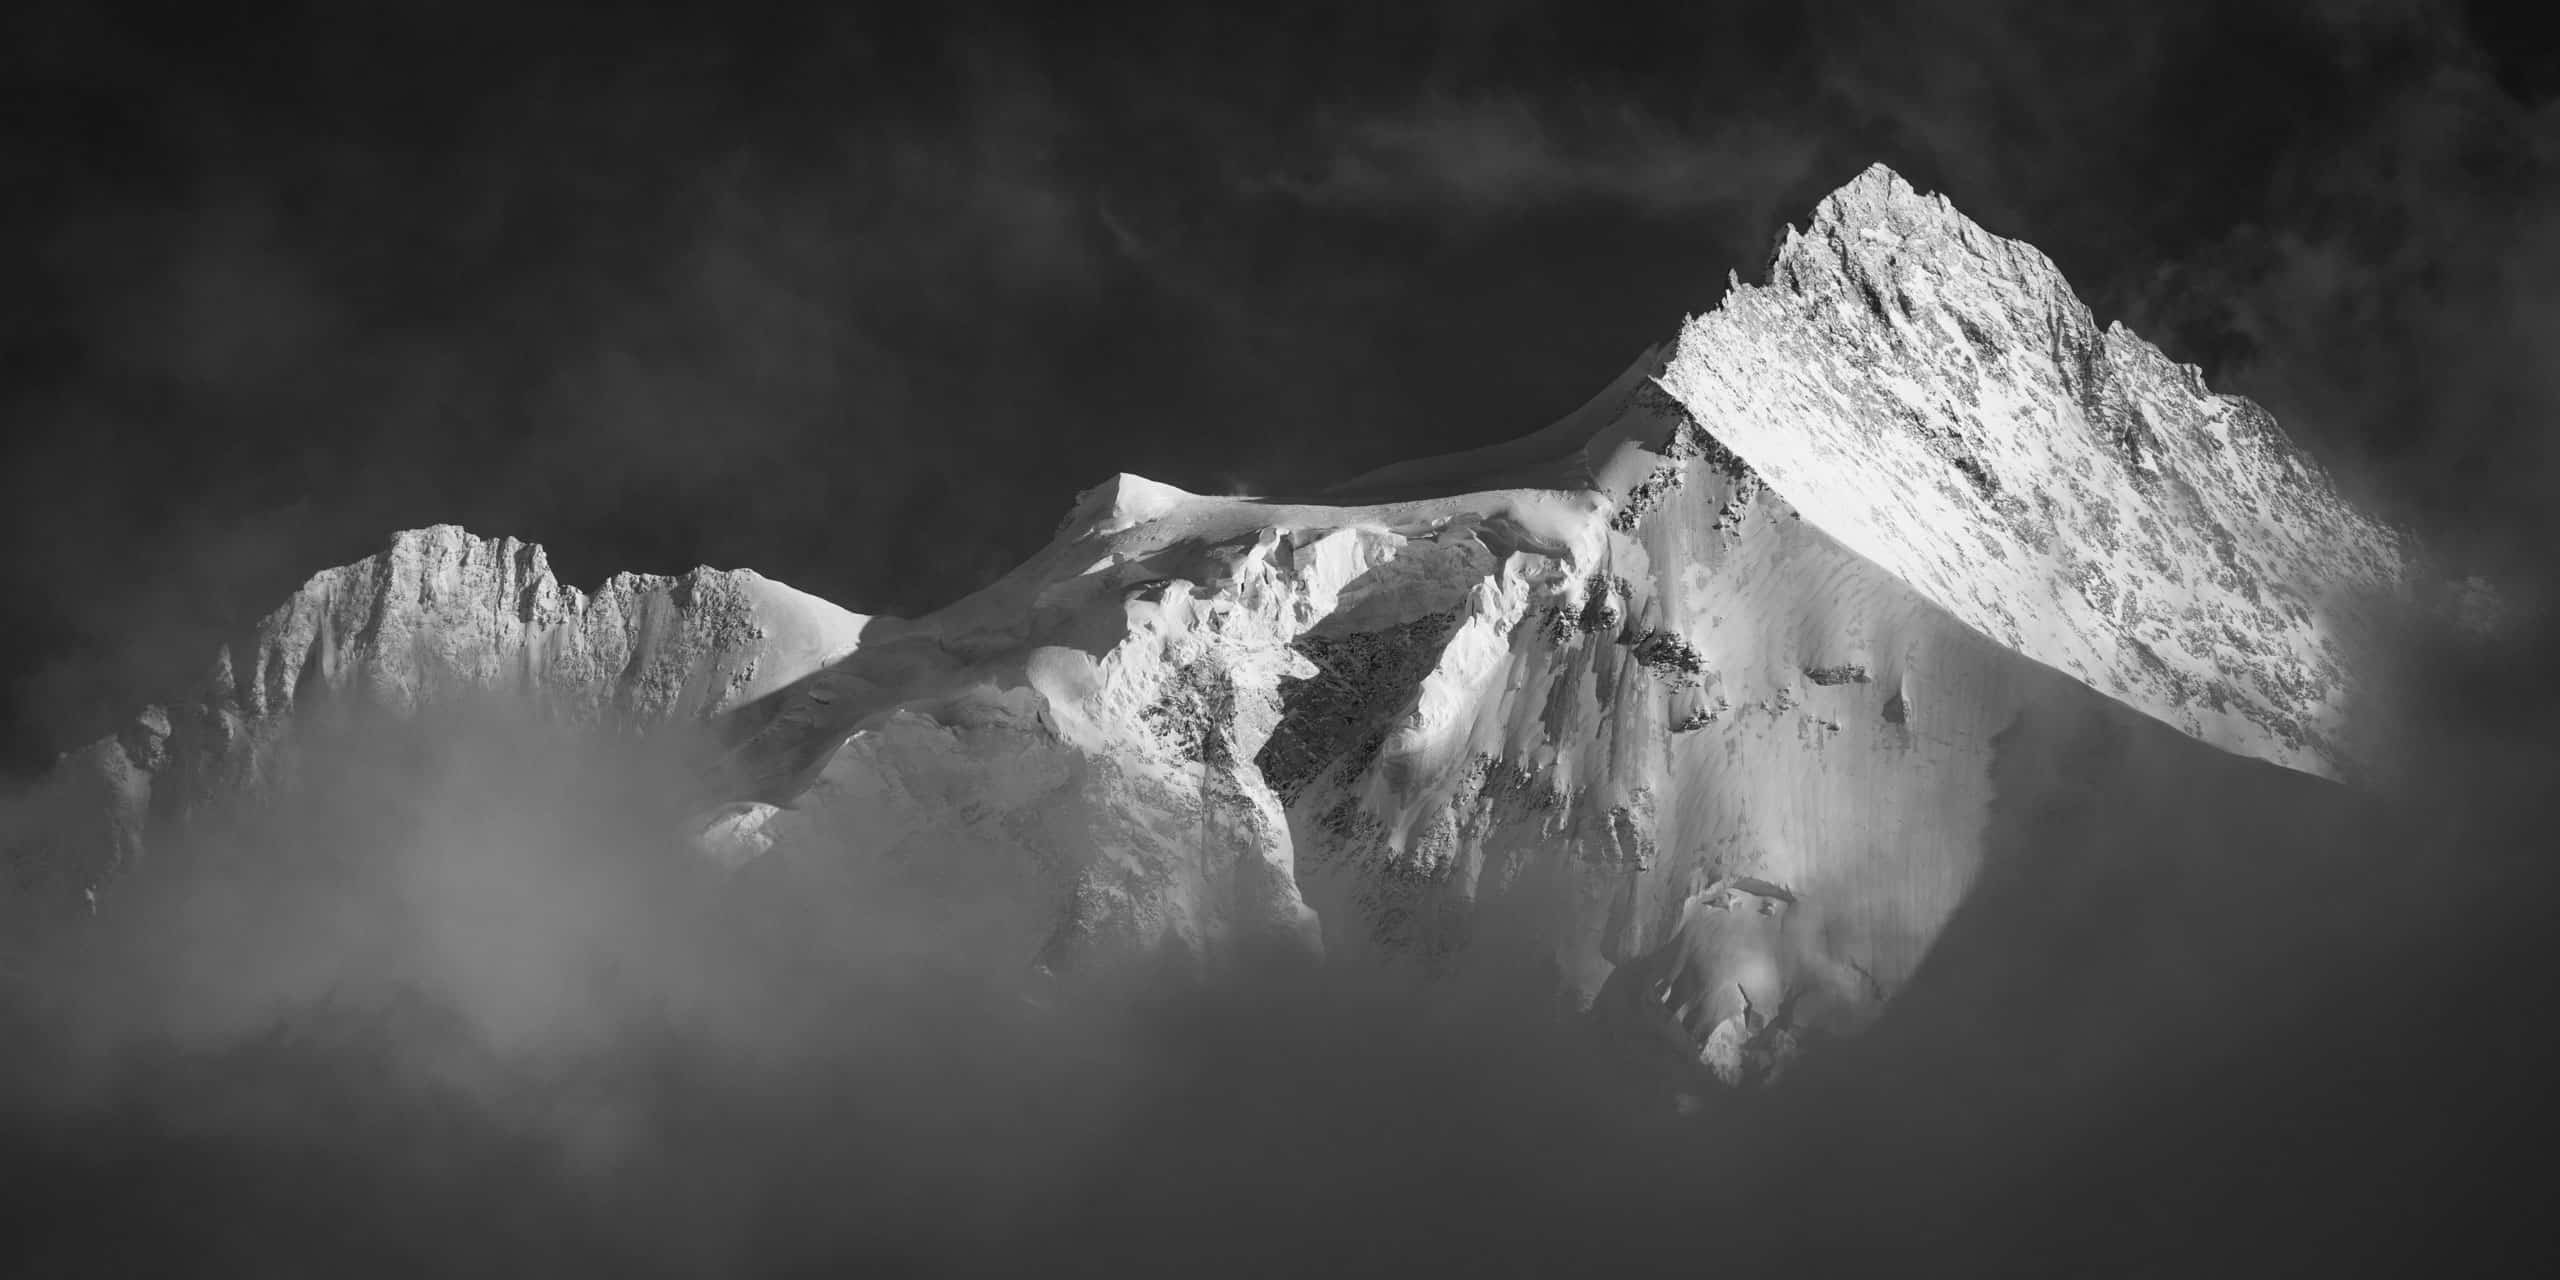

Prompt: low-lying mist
[
  {"left": 5, "top": 603, "right": 2559, "bottom": 1276},
  {"left": 0, "top": 704, "right": 1714, "bottom": 1274}
]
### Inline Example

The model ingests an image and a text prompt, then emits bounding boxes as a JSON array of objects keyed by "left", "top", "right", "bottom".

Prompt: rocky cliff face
[{"left": 5, "top": 166, "right": 2416, "bottom": 1082}]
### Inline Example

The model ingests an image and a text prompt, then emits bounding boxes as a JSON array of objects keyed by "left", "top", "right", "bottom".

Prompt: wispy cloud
[
  {"left": 1254, "top": 95, "right": 1819, "bottom": 217},
  {"left": 2120, "top": 54, "right": 2560, "bottom": 573}
]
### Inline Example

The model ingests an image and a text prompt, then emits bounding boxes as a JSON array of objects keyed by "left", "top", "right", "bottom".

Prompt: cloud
[
  {"left": 2117, "top": 52, "right": 2560, "bottom": 573},
  {"left": 1256, "top": 95, "right": 1820, "bottom": 218},
  {"left": 6, "top": 582, "right": 2560, "bottom": 1273}
]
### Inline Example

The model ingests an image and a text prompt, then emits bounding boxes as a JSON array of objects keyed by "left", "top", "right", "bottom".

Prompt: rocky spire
[{"left": 1659, "top": 164, "right": 2407, "bottom": 779}]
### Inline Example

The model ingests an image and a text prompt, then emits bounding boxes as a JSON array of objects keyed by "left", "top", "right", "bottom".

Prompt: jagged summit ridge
[
  {"left": 4, "top": 525, "right": 873, "bottom": 904},
  {"left": 1797, "top": 162, "right": 2005, "bottom": 245},
  {"left": 1648, "top": 163, "right": 2405, "bottom": 778}
]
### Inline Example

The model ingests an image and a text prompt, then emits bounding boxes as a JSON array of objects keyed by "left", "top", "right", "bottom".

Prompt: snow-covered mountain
[{"left": 4, "top": 165, "right": 2414, "bottom": 1082}]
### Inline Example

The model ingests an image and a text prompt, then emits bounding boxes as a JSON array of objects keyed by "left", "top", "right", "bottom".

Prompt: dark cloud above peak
[
  {"left": 1248, "top": 95, "right": 1820, "bottom": 219},
  {"left": 2112, "top": 27, "right": 2560, "bottom": 569}
]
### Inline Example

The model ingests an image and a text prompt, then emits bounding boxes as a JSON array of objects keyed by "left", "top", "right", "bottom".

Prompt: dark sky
[{"left": 5, "top": 0, "right": 2557, "bottom": 771}]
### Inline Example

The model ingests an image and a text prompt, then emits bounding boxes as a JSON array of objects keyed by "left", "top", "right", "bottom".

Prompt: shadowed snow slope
[{"left": 5, "top": 165, "right": 2418, "bottom": 1075}]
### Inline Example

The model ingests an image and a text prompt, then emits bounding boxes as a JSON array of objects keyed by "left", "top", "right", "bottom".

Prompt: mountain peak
[
  {"left": 1310, "top": 164, "right": 2405, "bottom": 785},
  {"left": 1661, "top": 167, "right": 2406, "bottom": 779},
  {"left": 1804, "top": 162, "right": 1937, "bottom": 231},
  {"left": 1769, "top": 162, "right": 2061, "bottom": 312}
]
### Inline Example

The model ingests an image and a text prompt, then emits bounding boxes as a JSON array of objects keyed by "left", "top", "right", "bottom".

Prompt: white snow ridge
[{"left": 6, "top": 165, "right": 2422, "bottom": 1085}]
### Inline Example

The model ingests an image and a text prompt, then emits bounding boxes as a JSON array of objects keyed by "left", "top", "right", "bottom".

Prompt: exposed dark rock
[
  {"left": 1257, "top": 611, "right": 1460, "bottom": 803},
  {"left": 1628, "top": 629, "right": 1708, "bottom": 689}
]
